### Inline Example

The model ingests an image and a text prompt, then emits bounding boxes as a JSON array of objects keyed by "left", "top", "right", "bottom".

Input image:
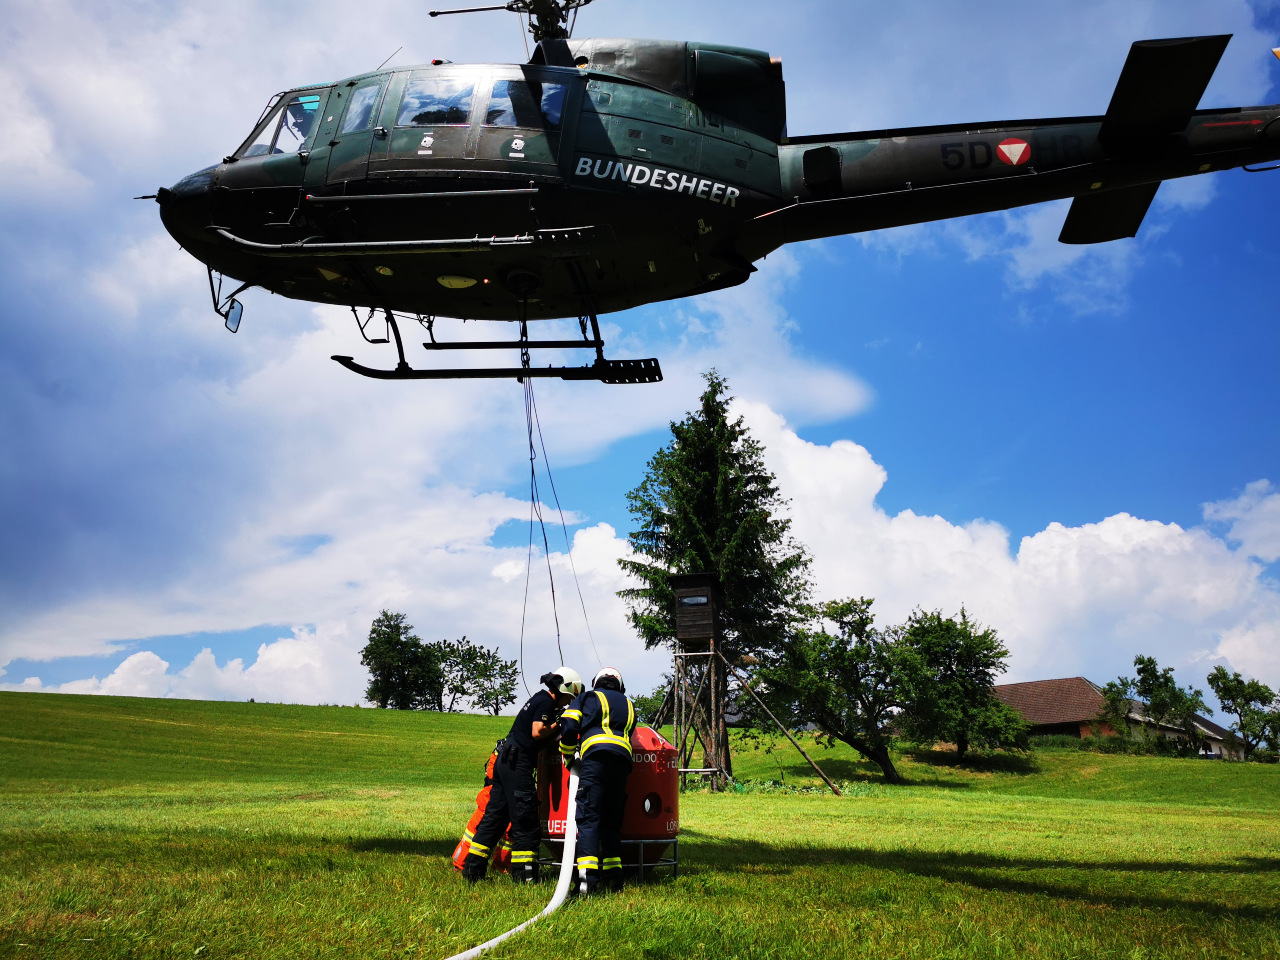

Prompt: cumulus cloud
[
  {"left": 15, "top": 628, "right": 364, "bottom": 703},
  {"left": 737, "top": 400, "right": 1280, "bottom": 689},
  {"left": 1204, "top": 479, "right": 1280, "bottom": 564},
  {"left": 3, "top": 519, "right": 642, "bottom": 706},
  {"left": 11, "top": 399, "right": 1280, "bottom": 704}
]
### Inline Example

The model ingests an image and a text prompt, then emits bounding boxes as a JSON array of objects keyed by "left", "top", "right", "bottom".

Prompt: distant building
[{"left": 992, "top": 676, "right": 1242, "bottom": 759}]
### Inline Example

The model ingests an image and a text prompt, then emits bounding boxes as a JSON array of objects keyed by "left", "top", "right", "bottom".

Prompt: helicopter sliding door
[
  {"left": 368, "top": 69, "right": 481, "bottom": 180},
  {"left": 326, "top": 75, "right": 392, "bottom": 184},
  {"left": 473, "top": 68, "right": 576, "bottom": 178}
]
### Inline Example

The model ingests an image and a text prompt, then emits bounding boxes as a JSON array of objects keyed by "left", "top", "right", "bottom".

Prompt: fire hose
[{"left": 442, "top": 763, "right": 580, "bottom": 960}]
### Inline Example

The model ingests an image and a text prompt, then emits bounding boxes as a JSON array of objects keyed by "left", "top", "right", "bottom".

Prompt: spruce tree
[{"left": 618, "top": 371, "right": 810, "bottom": 779}]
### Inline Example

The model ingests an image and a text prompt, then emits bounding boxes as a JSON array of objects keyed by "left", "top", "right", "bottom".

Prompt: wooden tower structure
[
  {"left": 669, "top": 572, "right": 730, "bottom": 789},
  {"left": 667, "top": 571, "right": 843, "bottom": 796}
]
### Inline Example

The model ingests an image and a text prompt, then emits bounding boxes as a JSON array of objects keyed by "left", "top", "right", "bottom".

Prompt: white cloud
[
  {"left": 12, "top": 398, "right": 1280, "bottom": 704},
  {"left": 1204, "top": 479, "right": 1280, "bottom": 563},
  {"left": 736, "top": 400, "right": 1280, "bottom": 689},
  {"left": 53, "top": 650, "right": 173, "bottom": 698},
  {"left": 2, "top": 520, "right": 645, "bottom": 707}
]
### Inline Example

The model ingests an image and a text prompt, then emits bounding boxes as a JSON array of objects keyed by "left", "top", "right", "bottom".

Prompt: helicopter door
[
  {"left": 475, "top": 71, "right": 571, "bottom": 176},
  {"left": 370, "top": 73, "right": 478, "bottom": 178},
  {"left": 326, "top": 76, "right": 390, "bottom": 184}
]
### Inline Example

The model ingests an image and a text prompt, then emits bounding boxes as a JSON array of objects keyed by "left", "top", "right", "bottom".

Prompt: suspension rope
[
  {"left": 513, "top": 305, "right": 603, "bottom": 692},
  {"left": 528, "top": 380, "right": 603, "bottom": 669},
  {"left": 517, "top": 491, "right": 536, "bottom": 697},
  {"left": 523, "top": 374, "right": 565, "bottom": 666}
]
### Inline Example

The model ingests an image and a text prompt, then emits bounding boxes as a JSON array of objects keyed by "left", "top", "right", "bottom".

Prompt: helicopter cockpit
[{"left": 238, "top": 90, "right": 324, "bottom": 158}]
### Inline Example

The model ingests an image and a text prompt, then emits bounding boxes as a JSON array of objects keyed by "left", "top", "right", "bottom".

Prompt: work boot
[
  {"left": 605, "top": 870, "right": 624, "bottom": 893},
  {"left": 461, "top": 853, "right": 488, "bottom": 884},
  {"left": 577, "top": 868, "right": 599, "bottom": 897},
  {"left": 511, "top": 863, "right": 538, "bottom": 884}
]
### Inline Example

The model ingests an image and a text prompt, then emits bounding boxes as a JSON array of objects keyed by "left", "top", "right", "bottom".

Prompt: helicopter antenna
[
  {"left": 428, "top": 0, "right": 595, "bottom": 41},
  {"left": 374, "top": 45, "right": 403, "bottom": 71}
]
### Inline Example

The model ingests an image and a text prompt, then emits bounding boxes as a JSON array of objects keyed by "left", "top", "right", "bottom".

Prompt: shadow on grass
[
  {"left": 900, "top": 747, "right": 1040, "bottom": 776},
  {"left": 751, "top": 756, "right": 973, "bottom": 789},
  {"left": 675, "top": 831, "right": 1280, "bottom": 921},
  {"left": 348, "top": 837, "right": 458, "bottom": 857}
]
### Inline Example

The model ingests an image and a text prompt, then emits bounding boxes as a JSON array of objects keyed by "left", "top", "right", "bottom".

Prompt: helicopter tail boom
[{"left": 745, "top": 35, "right": 1280, "bottom": 256}]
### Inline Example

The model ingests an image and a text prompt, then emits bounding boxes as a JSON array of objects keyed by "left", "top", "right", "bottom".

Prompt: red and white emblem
[{"left": 997, "top": 138, "right": 1030, "bottom": 166}]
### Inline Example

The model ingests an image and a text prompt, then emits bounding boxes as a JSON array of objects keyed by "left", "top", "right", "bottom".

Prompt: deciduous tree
[
  {"left": 1103, "top": 655, "right": 1209, "bottom": 751},
  {"left": 761, "top": 597, "right": 904, "bottom": 783},
  {"left": 1206, "top": 666, "right": 1276, "bottom": 760},
  {"left": 360, "top": 611, "right": 445, "bottom": 710},
  {"left": 469, "top": 643, "right": 520, "bottom": 716},
  {"left": 898, "top": 608, "right": 1028, "bottom": 757}
]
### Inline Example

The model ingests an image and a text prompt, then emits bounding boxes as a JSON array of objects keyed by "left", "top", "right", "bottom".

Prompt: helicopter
[{"left": 153, "top": 0, "right": 1280, "bottom": 385}]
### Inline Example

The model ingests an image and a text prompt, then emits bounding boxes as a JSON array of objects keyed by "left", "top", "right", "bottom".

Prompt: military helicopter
[{"left": 153, "top": 0, "right": 1280, "bottom": 384}]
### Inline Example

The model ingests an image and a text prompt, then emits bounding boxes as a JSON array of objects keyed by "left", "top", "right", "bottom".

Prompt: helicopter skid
[{"left": 331, "top": 354, "right": 662, "bottom": 384}]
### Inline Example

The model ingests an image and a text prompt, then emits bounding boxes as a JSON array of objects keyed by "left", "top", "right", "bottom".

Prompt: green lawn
[{"left": 2, "top": 691, "right": 1278, "bottom": 959}]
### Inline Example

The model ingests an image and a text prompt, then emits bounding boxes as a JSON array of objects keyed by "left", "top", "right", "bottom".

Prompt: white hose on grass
[{"left": 443, "top": 765, "right": 580, "bottom": 960}]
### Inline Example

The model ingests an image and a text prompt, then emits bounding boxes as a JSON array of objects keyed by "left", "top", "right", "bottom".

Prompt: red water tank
[{"left": 538, "top": 725, "right": 678, "bottom": 870}]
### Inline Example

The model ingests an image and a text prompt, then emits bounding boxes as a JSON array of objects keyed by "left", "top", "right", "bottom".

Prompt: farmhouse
[{"left": 992, "top": 676, "right": 1242, "bottom": 759}]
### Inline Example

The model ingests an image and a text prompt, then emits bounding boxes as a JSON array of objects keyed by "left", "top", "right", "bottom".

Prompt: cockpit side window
[
  {"left": 340, "top": 80, "right": 386, "bottom": 136},
  {"left": 242, "top": 100, "right": 285, "bottom": 157},
  {"left": 485, "top": 80, "right": 566, "bottom": 129},
  {"left": 242, "top": 93, "right": 322, "bottom": 157},
  {"left": 397, "top": 78, "right": 474, "bottom": 126}
]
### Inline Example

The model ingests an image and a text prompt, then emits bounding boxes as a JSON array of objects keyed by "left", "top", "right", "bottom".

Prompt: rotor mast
[{"left": 427, "top": 0, "right": 593, "bottom": 42}]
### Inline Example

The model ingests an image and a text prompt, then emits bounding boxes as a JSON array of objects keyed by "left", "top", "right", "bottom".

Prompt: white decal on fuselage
[{"left": 574, "top": 156, "right": 741, "bottom": 207}]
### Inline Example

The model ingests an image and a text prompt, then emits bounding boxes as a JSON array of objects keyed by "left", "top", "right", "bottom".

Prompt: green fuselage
[{"left": 158, "top": 40, "right": 1280, "bottom": 324}]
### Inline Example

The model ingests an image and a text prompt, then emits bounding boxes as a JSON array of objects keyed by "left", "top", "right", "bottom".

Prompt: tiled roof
[
  {"left": 992, "top": 677, "right": 1238, "bottom": 746},
  {"left": 992, "top": 677, "right": 1106, "bottom": 725},
  {"left": 1192, "top": 713, "right": 1234, "bottom": 741}
]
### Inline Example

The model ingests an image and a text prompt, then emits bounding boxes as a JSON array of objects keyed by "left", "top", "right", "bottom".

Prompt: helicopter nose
[{"left": 157, "top": 164, "right": 217, "bottom": 252}]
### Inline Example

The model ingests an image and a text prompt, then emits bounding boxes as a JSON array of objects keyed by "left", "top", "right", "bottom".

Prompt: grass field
[{"left": 2, "top": 691, "right": 1278, "bottom": 959}]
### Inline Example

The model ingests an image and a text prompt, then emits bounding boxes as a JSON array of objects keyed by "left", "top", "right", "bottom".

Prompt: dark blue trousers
[{"left": 574, "top": 749, "right": 631, "bottom": 875}]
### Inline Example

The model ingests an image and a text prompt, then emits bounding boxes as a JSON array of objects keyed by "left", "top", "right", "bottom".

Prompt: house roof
[
  {"left": 1191, "top": 713, "right": 1234, "bottom": 741},
  {"left": 992, "top": 677, "right": 1106, "bottom": 725},
  {"left": 993, "top": 676, "right": 1237, "bottom": 746}
]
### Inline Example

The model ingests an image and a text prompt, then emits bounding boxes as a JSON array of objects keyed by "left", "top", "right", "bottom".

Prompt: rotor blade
[{"left": 429, "top": 4, "right": 511, "bottom": 17}]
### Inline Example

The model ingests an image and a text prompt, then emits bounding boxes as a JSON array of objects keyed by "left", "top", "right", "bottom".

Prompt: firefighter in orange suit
[
  {"left": 558, "top": 667, "right": 636, "bottom": 894},
  {"left": 461, "top": 666, "right": 584, "bottom": 883}
]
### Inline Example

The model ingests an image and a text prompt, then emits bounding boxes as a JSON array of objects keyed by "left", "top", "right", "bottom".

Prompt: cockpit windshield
[{"left": 241, "top": 92, "right": 323, "bottom": 157}]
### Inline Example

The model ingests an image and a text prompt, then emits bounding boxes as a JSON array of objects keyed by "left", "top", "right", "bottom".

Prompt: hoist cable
[
  {"left": 516, "top": 492, "right": 535, "bottom": 697},
  {"left": 527, "top": 380, "right": 603, "bottom": 669},
  {"left": 519, "top": 374, "right": 565, "bottom": 667}
]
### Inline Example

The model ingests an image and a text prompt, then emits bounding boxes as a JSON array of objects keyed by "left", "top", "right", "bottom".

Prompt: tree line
[
  {"left": 360, "top": 610, "right": 520, "bottom": 715},
  {"left": 1097, "top": 654, "right": 1280, "bottom": 760}
]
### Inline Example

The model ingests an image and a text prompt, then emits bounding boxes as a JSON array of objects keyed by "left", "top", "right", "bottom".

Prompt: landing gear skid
[{"left": 331, "top": 309, "right": 663, "bottom": 385}]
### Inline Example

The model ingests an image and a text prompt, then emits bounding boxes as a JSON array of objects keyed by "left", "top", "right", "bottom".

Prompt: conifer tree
[{"left": 618, "top": 371, "right": 810, "bottom": 779}]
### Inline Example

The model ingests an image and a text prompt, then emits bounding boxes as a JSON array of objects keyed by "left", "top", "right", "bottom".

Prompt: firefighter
[
  {"left": 558, "top": 666, "right": 636, "bottom": 895},
  {"left": 461, "top": 666, "right": 585, "bottom": 883}
]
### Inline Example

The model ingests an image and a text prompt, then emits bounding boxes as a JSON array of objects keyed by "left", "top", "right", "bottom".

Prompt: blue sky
[{"left": 2, "top": 0, "right": 1279, "bottom": 711}]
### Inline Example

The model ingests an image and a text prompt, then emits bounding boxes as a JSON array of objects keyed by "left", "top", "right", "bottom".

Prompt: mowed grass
[{"left": 2, "top": 692, "right": 1278, "bottom": 959}]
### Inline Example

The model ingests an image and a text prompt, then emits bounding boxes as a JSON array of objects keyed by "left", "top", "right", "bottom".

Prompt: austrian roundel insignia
[{"left": 997, "top": 138, "right": 1030, "bottom": 166}]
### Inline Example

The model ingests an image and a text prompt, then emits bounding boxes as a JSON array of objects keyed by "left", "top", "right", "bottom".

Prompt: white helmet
[
  {"left": 592, "top": 667, "right": 625, "bottom": 694},
  {"left": 542, "top": 666, "right": 584, "bottom": 697}
]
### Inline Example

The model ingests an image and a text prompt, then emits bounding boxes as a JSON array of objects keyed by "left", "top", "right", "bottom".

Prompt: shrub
[{"left": 1029, "top": 734, "right": 1084, "bottom": 751}]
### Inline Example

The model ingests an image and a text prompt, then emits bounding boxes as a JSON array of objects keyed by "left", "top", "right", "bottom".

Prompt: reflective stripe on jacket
[{"left": 558, "top": 689, "right": 635, "bottom": 759}]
